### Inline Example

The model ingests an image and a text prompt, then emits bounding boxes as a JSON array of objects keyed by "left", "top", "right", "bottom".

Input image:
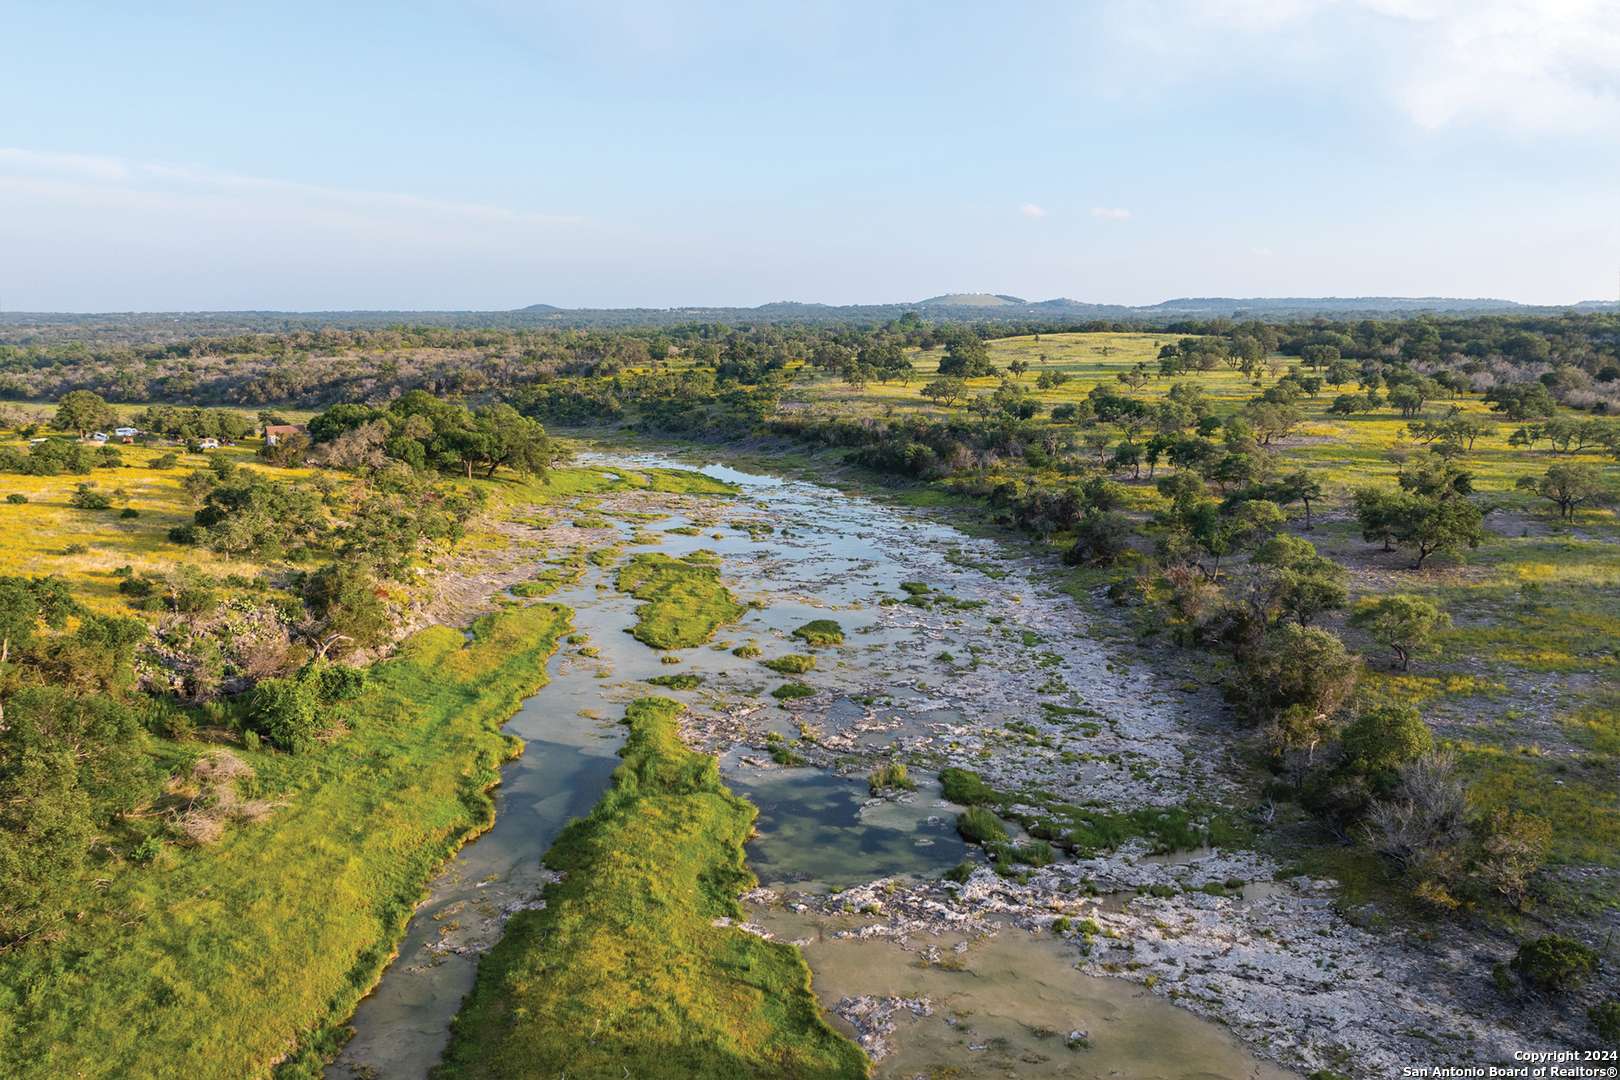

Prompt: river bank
[{"left": 0, "top": 603, "right": 572, "bottom": 1079}]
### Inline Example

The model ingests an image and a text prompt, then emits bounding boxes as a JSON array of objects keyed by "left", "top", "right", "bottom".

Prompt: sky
[{"left": 2, "top": 0, "right": 1618, "bottom": 311}]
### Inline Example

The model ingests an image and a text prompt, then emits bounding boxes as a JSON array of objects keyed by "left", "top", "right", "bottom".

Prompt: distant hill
[
  {"left": 3, "top": 295, "right": 1613, "bottom": 336},
  {"left": 1144, "top": 296, "right": 1532, "bottom": 316},
  {"left": 916, "top": 293, "right": 1027, "bottom": 308}
]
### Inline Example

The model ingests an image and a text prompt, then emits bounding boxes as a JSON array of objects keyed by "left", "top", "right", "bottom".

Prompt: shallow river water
[{"left": 328, "top": 454, "right": 1296, "bottom": 1079}]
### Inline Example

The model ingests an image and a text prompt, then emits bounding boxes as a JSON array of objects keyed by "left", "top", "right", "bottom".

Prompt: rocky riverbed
[{"left": 340, "top": 451, "right": 1576, "bottom": 1080}]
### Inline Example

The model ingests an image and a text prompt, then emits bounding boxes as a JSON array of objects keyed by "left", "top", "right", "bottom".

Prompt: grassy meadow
[
  {"left": 0, "top": 601, "right": 573, "bottom": 1079},
  {"left": 0, "top": 436, "right": 300, "bottom": 610}
]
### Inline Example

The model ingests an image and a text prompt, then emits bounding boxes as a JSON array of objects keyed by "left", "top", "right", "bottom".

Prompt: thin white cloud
[
  {"left": 1019, "top": 202, "right": 1048, "bottom": 218},
  {"left": 1090, "top": 0, "right": 1620, "bottom": 136},
  {"left": 1091, "top": 206, "right": 1132, "bottom": 221},
  {"left": 1372, "top": 0, "right": 1620, "bottom": 134},
  {"left": 0, "top": 147, "right": 580, "bottom": 229},
  {"left": 0, "top": 146, "right": 592, "bottom": 309}
]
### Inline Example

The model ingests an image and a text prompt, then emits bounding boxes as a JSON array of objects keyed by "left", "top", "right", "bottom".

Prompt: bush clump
[
  {"left": 957, "top": 806, "right": 1008, "bottom": 844},
  {"left": 1590, "top": 1000, "right": 1620, "bottom": 1046},
  {"left": 867, "top": 761, "right": 916, "bottom": 795},
  {"left": 939, "top": 766, "right": 997, "bottom": 806},
  {"left": 770, "top": 682, "right": 816, "bottom": 701},
  {"left": 1511, "top": 935, "right": 1599, "bottom": 992},
  {"left": 791, "top": 619, "right": 844, "bottom": 647}
]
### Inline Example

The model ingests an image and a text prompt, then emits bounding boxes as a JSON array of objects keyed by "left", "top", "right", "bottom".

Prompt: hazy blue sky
[{"left": 3, "top": 0, "right": 1618, "bottom": 310}]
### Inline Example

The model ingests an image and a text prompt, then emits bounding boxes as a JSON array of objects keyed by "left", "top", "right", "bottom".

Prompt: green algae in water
[{"left": 726, "top": 767, "right": 967, "bottom": 889}]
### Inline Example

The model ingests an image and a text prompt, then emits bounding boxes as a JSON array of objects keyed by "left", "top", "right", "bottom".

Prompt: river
[{"left": 328, "top": 453, "right": 1296, "bottom": 1080}]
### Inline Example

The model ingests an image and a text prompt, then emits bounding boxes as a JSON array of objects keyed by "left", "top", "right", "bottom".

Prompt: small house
[{"left": 263, "top": 423, "right": 306, "bottom": 446}]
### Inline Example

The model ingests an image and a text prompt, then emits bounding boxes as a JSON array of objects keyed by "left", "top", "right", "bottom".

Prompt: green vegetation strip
[
  {"left": 435, "top": 696, "right": 867, "bottom": 1079},
  {"left": 615, "top": 550, "right": 746, "bottom": 649},
  {"left": 0, "top": 602, "right": 573, "bottom": 1079}
]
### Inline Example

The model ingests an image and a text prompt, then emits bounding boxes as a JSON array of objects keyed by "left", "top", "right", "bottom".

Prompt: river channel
[{"left": 328, "top": 453, "right": 1295, "bottom": 1080}]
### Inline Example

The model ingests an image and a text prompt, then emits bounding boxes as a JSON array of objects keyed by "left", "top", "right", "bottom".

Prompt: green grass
[
  {"left": 510, "top": 555, "right": 586, "bottom": 598},
  {"left": 867, "top": 761, "right": 916, "bottom": 795},
  {"left": 647, "top": 672, "right": 704, "bottom": 690},
  {"left": 607, "top": 467, "right": 739, "bottom": 495},
  {"left": 433, "top": 697, "right": 867, "bottom": 1079},
  {"left": 0, "top": 601, "right": 573, "bottom": 1079},
  {"left": 0, "top": 434, "right": 302, "bottom": 613},
  {"left": 938, "top": 766, "right": 997, "bottom": 805},
  {"left": 761, "top": 654, "right": 816, "bottom": 675},
  {"left": 790, "top": 619, "right": 844, "bottom": 647},
  {"left": 956, "top": 806, "right": 1008, "bottom": 844},
  {"left": 1458, "top": 749, "right": 1620, "bottom": 868},
  {"left": 615, "top": 550, "right": 747, "bottom": 649},
  {"left": 770, "top": 681, "right": 816, "bottom": 701}
]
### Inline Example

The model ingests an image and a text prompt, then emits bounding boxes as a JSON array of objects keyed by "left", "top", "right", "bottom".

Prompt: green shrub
[
  {"left": 732, "top": 642, "right": 762, "bottom": 659},
  {"left": 1012, "top": 840, "right": 1054, "bottom": 866},
  {"left": 130, "top": 835, "right": 164, "bottom": 865},
  {"left": 311, "top": 661, "right": 367, "bottom": 703},
  {"left": 939, "top": 766, "right": 997, "bottom": 806},
  {"left": 957, "top": 806, "right": 1008, "bottom": 844},
  {"left": 944, "top": 861, "right": 976, "bottom": 883},
  {"left": 769, "top": 744, "right": 807, "bottom": 766},
  {"left": 70, "top": 484, "right": 111, "bottom": 510},
  {"left": 791, "top": 619, "right": 844, "bottom": 646},
  {"left": 119, "top": 507, "right": 140, "bottom": 519},
  {"left": 1590, "top": 1000, "right": 1620, "bottom": 1046},
  {"left": 1512, "top": 935, "right": 1599, "bottom": 992},
  {"left": 4, "top": 493, "right": 26, "bottom": 504},
  {"left": 1340, "top": 704, "right": 1433, "bottom": 777},
  {"left": 867, "top": 761, "right": 916, "bottom": 794},
  {"left": 770, "top": 682, "right": 815, "bottom": 701},
  {"left": 248, "top": 676, "right": 319, "bottom": 753}
]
